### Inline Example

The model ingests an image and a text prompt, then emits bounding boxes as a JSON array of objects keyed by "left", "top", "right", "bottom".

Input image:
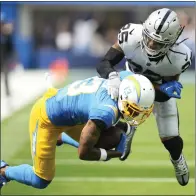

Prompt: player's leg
[
  {"left": 1, "top": 122, "right": 59, "bottom": 189},
  {"left": 56, "top": 133, "right": 79, "bottom": 148},
  {"left": 1, "top": 100, "right": 59, "bottom": 189},
  {"left": 153, "top": 98, "right": 189, "bottom": 186},
  {"left": 57, "top": 124, "right": 86, "bottom": 148},
  {"left": 1, "top": 161, "right": 50, "bottom": 189},
  {"left": 56, "top": 124, "right": 83, "bottom": 147}
]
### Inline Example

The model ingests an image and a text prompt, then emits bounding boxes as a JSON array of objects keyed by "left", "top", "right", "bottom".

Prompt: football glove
[
  {"left": 107, "top": 72, "right": 121, "bottom": 101},
  {"left": 159, "top": 81, "right": 183, "bottom": 99}
]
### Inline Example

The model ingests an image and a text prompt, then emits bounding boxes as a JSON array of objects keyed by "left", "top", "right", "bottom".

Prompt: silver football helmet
[{"left": 142, "top": 8, "right": 184, "bottom": 58}]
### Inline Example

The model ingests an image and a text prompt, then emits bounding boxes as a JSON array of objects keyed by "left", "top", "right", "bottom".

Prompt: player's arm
[
  {"left": 96, "top": 41, "right": 125, "bottom": 79},
  {"left": 78, "top": 119, "right": 122, "bottom": 161},
  {"left": 154, "top": 47, "right": 192, "bottom": 99},
  {"left": 152, "top": 74, "right": 183, "bottom": 100}
]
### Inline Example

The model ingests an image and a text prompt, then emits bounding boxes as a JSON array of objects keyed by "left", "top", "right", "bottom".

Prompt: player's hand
[
  {"left": 159, "top": 81, "right": 183, "bottom": 99},
  {"left": 107, "top": 72, "right": 121, "bottom": 101}
]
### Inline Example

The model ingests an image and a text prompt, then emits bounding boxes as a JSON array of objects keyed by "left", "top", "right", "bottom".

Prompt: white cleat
[{"left": 170, "top": 154, "right": 189, "bottom": 186}]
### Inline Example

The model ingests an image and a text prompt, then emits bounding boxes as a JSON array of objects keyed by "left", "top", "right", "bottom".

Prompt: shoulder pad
[
  {"left": 118, "top": 23, "right": 143, "bottom": 54},
  {"left": 169, "top": 43, "right": 192, "bottom": 74}
]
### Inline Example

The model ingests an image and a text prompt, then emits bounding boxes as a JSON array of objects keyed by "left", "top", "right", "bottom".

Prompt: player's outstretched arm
[
  {"left": 96, "top": 42, "right": 124, "bottom": 79},
  {"left": 78, "top": 120, "right": 122, "bottom": 161},
  {"left": 153, "top": 74, "right": 183, "bottom": 99},
  {"left": 153, "top": 74, "right": 180, "bottom": 91},
  {"left": 96, "top": 42, "right": 125, "bottom": 100}
]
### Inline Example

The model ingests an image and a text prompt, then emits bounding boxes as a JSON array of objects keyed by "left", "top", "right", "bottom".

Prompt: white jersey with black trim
[{"left": 118, "top": 23, "right": 192, "bottom": 83}]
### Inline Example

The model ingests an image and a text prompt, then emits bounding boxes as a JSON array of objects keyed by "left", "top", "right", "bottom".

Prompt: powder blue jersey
[{"left": 46, "top": 71, "right": 133, "bottom": 128}]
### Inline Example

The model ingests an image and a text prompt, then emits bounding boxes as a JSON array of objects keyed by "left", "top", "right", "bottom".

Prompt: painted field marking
[
  {"left": 53, "top": 177, "right": 195, "bottom": 183},
  {"left": 11, "top": 159, "right": 195, "bottom": 167}
]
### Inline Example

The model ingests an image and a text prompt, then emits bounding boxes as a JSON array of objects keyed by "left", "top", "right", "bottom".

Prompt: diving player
[
  {"left": 0, "top": 71, "right": 155, "bottom": 190},
  {"left": 96, "top": 8, "right": 191, "bottom": 186}
]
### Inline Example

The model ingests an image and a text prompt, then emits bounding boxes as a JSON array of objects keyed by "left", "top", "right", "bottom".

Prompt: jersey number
[
  {"left": 67, "top": 77, "right": 103, "bottom": 96},
  {"left": 118, "top": 23, "right": 134, "bottom": 44},
  {"left": 181, "top": 52, "right": 192, "bottom": 73},
  {"left": 127, "top": 59, "right": 162, "bottom": 81}
]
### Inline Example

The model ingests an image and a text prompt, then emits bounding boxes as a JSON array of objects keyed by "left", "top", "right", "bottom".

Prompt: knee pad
[
  {"left": 162, "top": 136, "right": 183, "bottom": 160},
  {"left": 32, "top": 173, "right": 51, "bottom": 189}
]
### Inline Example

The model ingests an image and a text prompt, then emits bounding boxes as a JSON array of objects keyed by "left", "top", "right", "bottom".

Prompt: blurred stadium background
[{"left": 1, "top": 1, "right": 195, "bottom": 195}]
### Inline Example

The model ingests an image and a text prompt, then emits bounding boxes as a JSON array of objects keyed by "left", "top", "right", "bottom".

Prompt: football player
[
  {"left": 0, "top": 71, "right": 155, "bottom": 190},
  {"left": 96, "top": 8, "right": 191, "bottom": 186}
]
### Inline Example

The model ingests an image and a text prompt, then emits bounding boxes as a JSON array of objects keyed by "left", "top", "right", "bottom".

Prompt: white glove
[{"left": 107, "top": 72, "right": 121, "bottom": 101}]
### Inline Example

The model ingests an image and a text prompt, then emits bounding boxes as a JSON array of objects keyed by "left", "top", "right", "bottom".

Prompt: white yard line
[
  {"left": 11, "top": 159, "right": 195, "bottom": 167},
  {"left": 53, "top": 177, "right": 195, "bottom": 183}
]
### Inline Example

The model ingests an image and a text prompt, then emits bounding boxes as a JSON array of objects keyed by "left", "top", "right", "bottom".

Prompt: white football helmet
[
  {"left": 142, "top": 8, "right": 184, "bottom": 58},
  {"left": 118, "top": 74, "right": 155, "bottom": 126}
]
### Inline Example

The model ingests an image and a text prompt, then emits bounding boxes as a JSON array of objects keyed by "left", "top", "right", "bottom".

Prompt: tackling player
[
  {"left": 96, "top": 8, "right": 191, "bottom": 186},
  {"left": 0, "top": 71, "right": 155, "bottom": 189}
]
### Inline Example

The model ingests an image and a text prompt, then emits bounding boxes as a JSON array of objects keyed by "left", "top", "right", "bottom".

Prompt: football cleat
[
  {"left": 0, "top": 160, "right": 9, "bottom": 189},
  {"left": 120, "top": 123, "right": 137, "bottom": 161},
  {"left": 115, "top": 133, "right": 127, "bottom": 154},
  {"left": 170, "top": 154, "right": 189, "bottom": 186}
]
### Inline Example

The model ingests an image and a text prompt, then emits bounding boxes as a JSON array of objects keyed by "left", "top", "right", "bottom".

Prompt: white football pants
[{"left": 153, "top": 98, "right": 179, "bottom": 138}]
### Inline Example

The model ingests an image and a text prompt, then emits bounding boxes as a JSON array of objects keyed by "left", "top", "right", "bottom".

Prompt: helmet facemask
[
  {"left": 142, "top": 29, "right": 173, "bottom": 58},
  {"left": 118, "top": 95, "right": 154, "bottom": 126}
]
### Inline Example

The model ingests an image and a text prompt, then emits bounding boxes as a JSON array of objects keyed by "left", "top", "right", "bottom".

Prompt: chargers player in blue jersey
[{"left": 0, "top": 71, "right": 155, "bottom": 190}]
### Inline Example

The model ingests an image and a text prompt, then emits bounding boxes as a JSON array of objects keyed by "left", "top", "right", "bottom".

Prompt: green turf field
[{"left": 1, "top": 84, "right": 195, "bottom": 195}]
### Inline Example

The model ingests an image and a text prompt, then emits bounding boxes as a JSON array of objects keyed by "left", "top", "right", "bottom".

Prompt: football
[{"left": 95, "top": 126, "right": 123, "bottom": 150}]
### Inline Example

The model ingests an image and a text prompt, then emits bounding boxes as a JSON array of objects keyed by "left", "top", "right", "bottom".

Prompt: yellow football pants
[{"left": 29, "top": 88, "right": 84, "bottom": 181}]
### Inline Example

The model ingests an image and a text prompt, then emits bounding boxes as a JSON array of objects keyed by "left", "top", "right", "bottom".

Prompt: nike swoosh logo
[{"left": 165, "top": 86, "right": 172, "bottom": 91}]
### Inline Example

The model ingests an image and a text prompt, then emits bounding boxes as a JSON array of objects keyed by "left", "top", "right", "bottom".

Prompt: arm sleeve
[{"left": 96, "top": 47, "right": 124, "bottom": 79}]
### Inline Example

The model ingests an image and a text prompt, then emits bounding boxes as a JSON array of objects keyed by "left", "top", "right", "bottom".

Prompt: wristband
[{"left": 99, "top": 148, "right": 107, "bottom": 161}]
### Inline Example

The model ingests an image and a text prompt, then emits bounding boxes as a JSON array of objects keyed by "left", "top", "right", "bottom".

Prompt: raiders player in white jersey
[{"left": 96, "top": 8, "right": 192, "bottom": 186}]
